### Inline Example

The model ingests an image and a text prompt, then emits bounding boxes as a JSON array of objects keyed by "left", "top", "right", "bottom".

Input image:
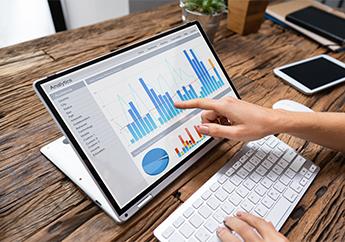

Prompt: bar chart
[
  {"left": 174, "top": 125, "right": 206, "bottom": 157},
  {"left": 125, "top": 48, "right": 225, "bottom": 144}
]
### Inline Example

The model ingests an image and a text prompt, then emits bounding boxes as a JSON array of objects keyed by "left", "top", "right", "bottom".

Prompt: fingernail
[
  {"left": 217, "top": 227, "right": 223, "bottom": 234},
  {"left": 236, "top": 211, "right": 244, "bottom": 217},
  {"left": 198, "top": 125, "right": 209, "bottom": 135}
]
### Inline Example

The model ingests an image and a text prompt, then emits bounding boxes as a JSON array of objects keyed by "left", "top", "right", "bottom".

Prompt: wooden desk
[{"left": 1, "top": 4, "right": 344, "bottom": 242}]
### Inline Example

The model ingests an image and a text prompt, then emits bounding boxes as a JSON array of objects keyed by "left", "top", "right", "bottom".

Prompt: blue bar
[
  {"left": 183, "top": 94, "right": 188, "bottom": 100},
  {"left": 159, "top": 94, "right": 173, "bottom": 120},
  {"left": 129, "top": 102, "right": 150, "bottom": 134},
  {"left": 131, "top": 139, "right": 135, "bottom": 144},
  {"left": 163, "top": 95, "right": 177, "bottom": 117},
  {"left": 147, "top": 113, "right": 157, "bottom": 129},
  {"left": 128, "top": 109, "right": 146, "bottom": 136},
  {"left": 131, "top": 122, "right": 143, "bottom": 139},
  {"left": 182, "top": 147, "right": 186, "bottom": 152},
  {"left": 158, "top": 117, "right": 163, "bottom": 125},
  {"left": 188, "top": 90, "right": 195, "bottom": 99},
  {"left": 139, "top": 78, "right": 166, "bottom": 122},
  {"left": 183, "top": 50, "right": 209, "bottom": 95},
  {"left": 189, "top": 84, "right": 198, "bottom": 98},
  {"left": 200, "top": 61, "right": 217, "bottom": 91},
  {"left": 192, "top": 59, "right": 211, "bottom": 95},
  {"left": 165, "top": 92, "right": 178, "bottom": 115},
  {"left": 212, "top": 76, "right": 220, "bottom": 89},
  {"left": 177, "top": 90, "right": 184, "bottom": 101},
  {"left": 182, "top": 86, "right": 191, "bottom": 100},
  {"left": 127, "top": 123, "right": 138, "bottom": 141},
  {"left": 214, "top": 67, "right": 224, "bottom": 85},
  {"left": 189, "top": 49, "right": 213, "bottom": 94},
  {"left": 150, "top": 88, "right": 168, "bottom": 122},
  {"left": 143, "top": 116, "right": 153, "bottom": 131},
  {"left": 201, "top": 86, "right": 207, "bottom": 98}
]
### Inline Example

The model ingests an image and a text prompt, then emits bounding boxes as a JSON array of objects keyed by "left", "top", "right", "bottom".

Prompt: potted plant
[{"left": 180, "top": 0, "right": 226, "bottom": 42}]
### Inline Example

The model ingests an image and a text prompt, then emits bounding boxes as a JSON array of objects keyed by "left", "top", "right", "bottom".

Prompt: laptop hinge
[{"left": 137, "top": 195, "right": 153, "bottom": 208}]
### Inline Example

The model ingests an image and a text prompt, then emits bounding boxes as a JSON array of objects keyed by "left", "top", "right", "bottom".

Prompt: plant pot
[{"left": 180, "top": 2, "right": 224, "bottom": 43}]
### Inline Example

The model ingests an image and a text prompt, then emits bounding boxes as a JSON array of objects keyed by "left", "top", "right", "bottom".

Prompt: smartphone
[{"left": 274, "top": 55, "right": 345, "bottom": 95}]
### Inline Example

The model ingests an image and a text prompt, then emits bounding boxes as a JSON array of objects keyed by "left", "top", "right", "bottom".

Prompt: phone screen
[{"left": 279, "top": 57, "right": 345, "bottom": 90}]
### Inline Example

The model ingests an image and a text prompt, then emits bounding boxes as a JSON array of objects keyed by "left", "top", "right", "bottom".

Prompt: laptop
[{"left": 34, "top": 22, "right": 319, "bottom": 239}]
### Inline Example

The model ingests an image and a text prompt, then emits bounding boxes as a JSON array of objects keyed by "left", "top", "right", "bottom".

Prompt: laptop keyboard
[{"left": 154, "top": 136, "right": 319, "bottom": 242}]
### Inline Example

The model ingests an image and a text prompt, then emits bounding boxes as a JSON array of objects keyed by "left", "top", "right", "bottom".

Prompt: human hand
[
  {"left": 174, "top": 97, "right": 279, "bottom": 141},
  {"left": 217, "top": 212, "right": 289, "bottom": 242}
]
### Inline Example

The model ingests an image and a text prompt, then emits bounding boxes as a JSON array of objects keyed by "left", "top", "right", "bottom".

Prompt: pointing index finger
[{"left": 174, "top": 98, "right": 220, "bottom": 111}]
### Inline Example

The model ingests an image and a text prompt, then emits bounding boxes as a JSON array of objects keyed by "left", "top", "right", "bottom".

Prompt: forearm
[{"left": 271, "top": 110, "right": 345, "bottom": 153}]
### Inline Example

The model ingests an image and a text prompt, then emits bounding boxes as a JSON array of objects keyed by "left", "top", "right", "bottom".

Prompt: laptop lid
[{"left": 34, "top": 22, "right": 240, "bottom": 221}]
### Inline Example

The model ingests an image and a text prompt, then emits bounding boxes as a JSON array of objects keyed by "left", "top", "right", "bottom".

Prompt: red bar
[
  {"left": 194, "top": 125, "right": 202, "bottom": 138},
  {"left": 178, "top": 135, "right": 185, "bottom": 146},
  {"left": 185, "top": 128, "right": 195, "bottom": 144},
  {"left": 175, "top": 148, "right": 180, "bottom": 155}
]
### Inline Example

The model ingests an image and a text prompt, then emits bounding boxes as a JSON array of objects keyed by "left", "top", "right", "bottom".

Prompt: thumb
[{"left": 198, "top": 123, "right": 238, "bottom": 139}]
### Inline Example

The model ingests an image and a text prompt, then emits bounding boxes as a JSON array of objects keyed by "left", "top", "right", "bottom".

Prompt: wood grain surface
[{"left": 0, "top": 3, "right": 344, "bottom": 242}]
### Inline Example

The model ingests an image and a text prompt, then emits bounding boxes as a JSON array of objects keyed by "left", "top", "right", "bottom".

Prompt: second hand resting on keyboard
[{"left": 174, "top": 97, "right": 345, "bottom": 242}]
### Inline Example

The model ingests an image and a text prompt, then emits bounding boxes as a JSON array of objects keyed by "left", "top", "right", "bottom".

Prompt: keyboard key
[
  {"left": 250, "top": 172, "right": 262, "bottom": 183},
  {"left": 215, "top": 188, "right": 229, "bottom": 202},
  {"left": 229, "top": 192, "right": 242, "bottom": 206},
  {"left": 272, "top": 165, "right": 283, "bottom": 175},
  {"left": 225, "top": 168, "right": 235, "bottom": 177},
  {"left": 273, "top": 181, "right": 286, "bottom": 193},
  {"left": 267, "top": 137, "right": 279, "bottom": 148},
  {"left": 261, "top": 177, "right": 273, "bottom": 189},
  {"left": 195, "top": 227, "right": 210, "bottom": 242},
  {"left": 246, "top": 149, "right": 255, "bottom": 157},
  {"left": 168, "top": 232, "right": 184, "bottom": 242},
  {"left": 247, "top": 142, "right": 259, "bottom": 150},
  {"left": 300, "top": 167, "right": 308, "bottom": 176},
  {"left": 233, "top": 161, "right": 242, "bottom": 170},
  {"left": 179, "top": 223, "right": 194, "bottom": 239},
  {"left": 262, "top": 160, "right": 273, "bottom": 170},
  {"left": 243, "top": 162, "right": 255, "bottom": 172},
  {"left": 260, "top": 144, "right": 271, "bottom": 154},
  {"left": 261, "top": 196, "right": 274, "bottom": 208},
  {"left": 255, "top": 150, "right": 266, "bottom": 160},
  {"left": 290, "top": 156, "right": 306, "bottom": 172},
  {"left": 279, "top": 174, "right": 291, "bottom": 185},
  {"left": 257, "top": 138, "right": 265, "bottom": 145},
  {"left": 256, "top": 165, "right": 267, "bottom": 176},
  {"left": 277, "top": 142, "right": 287, "bottom": 151},
  {"left": 255, "top": 184, "right": 267, "bottom": 196},
  {"left": 222, "top": 180, "right": 235, "bottom": 194},
  {"left": 278, "top": 159, "right": 289, "bottom": 169},
  {"left": 190, "top": 213, "right": 203, "bottom": 228},
  {"left": 204, "top": 218, "right": 218, "bottom": 233},
  {"left": 290, "top": 181, "right": 303, "bottom": 193},
  {"left": 173, "top": 216, "right": 185, "bottom": 228},
  {"left": 309, "top": 164, "right": 317, "bottom": 172},
  {"left": 237, "top": 186, "right": 249, "bottom": 198},
  {"left": 207, "top": 196, "right": 221, "bottom": 210},
  {"left": 299, "top": 177, "right": 308, "bottom": 186},
  {"left": 202, "top": 190, "right": 212, "bottom": 200},
  {"left": 284, "top": 188, "right": 298, "bottom": 202},
  {"left": 265, "top": 197, "right": 291, "bottom": 227},
  {"left": 255, "top": 204, "right": 268, "bottom": 217},
  {"left": 267, "top": 153, "right": 279, "bottom": 163},
  {"left": 209, "top": 234, "right": 222, "bottom": 242},
  {"left": 199, "top": 205, "right": 212, "bottom": 219},
  {"left": 248, "top": 192, "right": 261, "bottom": 204},
  {"left": 267, "top": 171, "right": 278, "bottom": 181},
  {"left": 193, "top": 198, "right": 203, "bottom": 209},
  {"left": 243, "top": 179, "right": 256, "bottom": 190},
  {"left": 241, "top": 200, "right": 254, "bottom": 212},
  {"left": 213, "top": 209, "right": 227, "bottom": 223},
  {"left": 249, "top": 156, "right": 261, "bottom": 166},
  {"left": 305, "top": 171, "right": 313, "bottom": 179},
  {"left": 239, "top": 154, "right": 249, "bottom": 163},
  {"left": 210, "top": 182, "right": 220, "bottom": 192},
  {"left": 268, "top": 189, "right": 280, "bottom": 200},
  {"left": 183, "top": 207, "right": 194, "bottom": 219},
  {"left": 237, "top": 168, "right": 249, "bottom": 179},
  {"left": 221, "top": 201, "right": 235, "bottom": 215},
  {"left": 218, "top": 175, "right": 228, "bottom": 184},
  {"left": 162, "top": 226, "right": 174, "bottom": 239},
  {"left": 272, "top": 148, "right": 284, "bottom": 158},
  {"left": 285, "top": 168, "right": 296, "bottom": 179},
  {"left": 283, "top": 149, "right": 297, "bottom": 162},
  {"left": 230, "top": 174, "right": 242, "bottom": 186}
]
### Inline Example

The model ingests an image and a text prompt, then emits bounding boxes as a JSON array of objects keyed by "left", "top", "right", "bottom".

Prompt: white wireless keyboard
[{"left": 154, "top": 135, "right": 319, "bottom": 242}]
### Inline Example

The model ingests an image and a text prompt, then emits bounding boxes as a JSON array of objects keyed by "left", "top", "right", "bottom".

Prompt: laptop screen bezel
[{"left": 34, "top": 21, "right": 241, "bottom": 216}]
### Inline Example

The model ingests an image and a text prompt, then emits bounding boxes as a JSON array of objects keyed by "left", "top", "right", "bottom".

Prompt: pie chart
[{"left": 142, "top": 148, "right": 169, "bottom": 176}]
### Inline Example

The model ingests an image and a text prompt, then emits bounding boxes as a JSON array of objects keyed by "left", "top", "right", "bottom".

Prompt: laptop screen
[{"left": 39, "top": 24, "right": 238, "bottom": 211}]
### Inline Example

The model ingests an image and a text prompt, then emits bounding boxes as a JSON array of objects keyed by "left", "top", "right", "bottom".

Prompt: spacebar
[{"left": 265, "top": 197, "right": 292, "bottom": 228}]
